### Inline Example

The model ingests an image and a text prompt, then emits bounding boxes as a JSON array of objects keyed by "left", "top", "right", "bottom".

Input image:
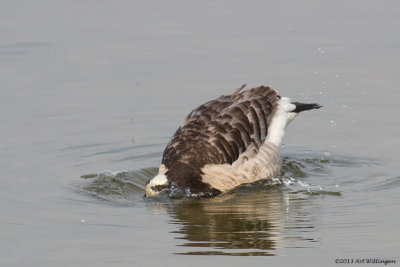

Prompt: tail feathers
[{"left": 292, "top": 102, "right": 322, "bottom": 113}]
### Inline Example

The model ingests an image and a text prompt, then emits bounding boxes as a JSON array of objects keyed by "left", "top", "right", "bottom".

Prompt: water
[{"left": 1, "top": 0, "right": 399, "bottom": 266}]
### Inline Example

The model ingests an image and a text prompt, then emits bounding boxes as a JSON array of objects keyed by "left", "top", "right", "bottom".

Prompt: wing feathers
[{"left": 163, "top": 85, "right": 279, "bottom": 168}]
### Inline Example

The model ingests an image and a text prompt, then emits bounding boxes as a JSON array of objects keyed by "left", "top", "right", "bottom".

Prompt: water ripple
[{"left": 74, "top": 153, "right": 362, "bottom": 205}]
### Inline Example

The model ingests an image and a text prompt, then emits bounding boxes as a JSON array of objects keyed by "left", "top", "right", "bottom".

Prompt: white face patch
[
  {"left": 145, "top": 174, "right": 169, "bottom": 197},
  {"left": 149, "top": 174, "right": 168, "bottom": 186}
]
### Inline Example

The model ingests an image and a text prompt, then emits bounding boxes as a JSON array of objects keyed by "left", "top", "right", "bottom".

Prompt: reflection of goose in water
[
  {"left": 146, "top": 85, "right": 321, "bottom": 197},
  {"left": 166, "top": 188, "right": 315, "bottom": 256}
]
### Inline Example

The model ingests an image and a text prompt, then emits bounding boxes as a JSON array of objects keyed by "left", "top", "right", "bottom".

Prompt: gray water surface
[{"left": 1, "top": 1, "right": 399, "bottom": 266}]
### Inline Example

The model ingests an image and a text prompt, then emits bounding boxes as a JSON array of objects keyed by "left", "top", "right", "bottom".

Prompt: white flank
[
  {"left": 265, "top": 97, "right": 297, "bottom": 147},
  {"left": 201, "top": 142, "right": 281, "bottom": 192}
]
